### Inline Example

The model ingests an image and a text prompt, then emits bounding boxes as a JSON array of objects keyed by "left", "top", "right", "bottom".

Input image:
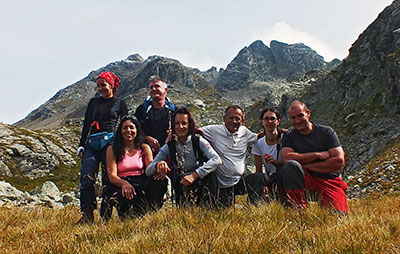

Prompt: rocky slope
[
  {"left": 0, "top": 122, "right": 81, "bottom": 191},
  {"left": 214, "top": 40, "right": 340, "bottom": 107},
  {"left": 0, "top": 180, "right": 79, "bottom": 208},
  {"left": 215, "top": 40, "right": 325, "bottom": 91},
  {"left": 16, "top": 54, "right": 145, "bottom": 130}
]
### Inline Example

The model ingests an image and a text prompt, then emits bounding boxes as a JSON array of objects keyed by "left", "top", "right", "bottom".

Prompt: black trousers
[
  {"left": 173, "top": 171, "right": 218, "bottom": 207},
  {"left": 145, "top": 176, "right": 168, "bottom": 211},
  {"left": 217, "top": 173, "right": 267, "bottom": 207},
  {"left": 105, "top": 175, "right": 168, "bottom": 220},
  {"left": 114, "top": 175, "right": 148, "bottom": 219}
]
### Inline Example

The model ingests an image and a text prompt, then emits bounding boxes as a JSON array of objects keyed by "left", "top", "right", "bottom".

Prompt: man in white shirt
[{"left": 201, "top": 105, "right": 262, "bottom": 207}]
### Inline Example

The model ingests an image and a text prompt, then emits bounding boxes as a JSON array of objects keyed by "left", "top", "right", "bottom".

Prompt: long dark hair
[
  {"left": 171, "top": 107, "right": 196, "bottom": 136},
  {"left": 113, "top": 115, "right": 144, "bottom": 163}
]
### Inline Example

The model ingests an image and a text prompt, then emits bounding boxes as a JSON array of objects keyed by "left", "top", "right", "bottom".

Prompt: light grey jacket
[{"left": 146, "top": 135, "right": 222, "bottom": 179}]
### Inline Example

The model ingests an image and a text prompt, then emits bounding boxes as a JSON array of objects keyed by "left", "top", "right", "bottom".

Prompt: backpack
[
  {"left": 142, "top": 96, "right": 175, "bottom": 128},
  {"left": 167, "top": 134, "right": 207, "bottom": 184}
]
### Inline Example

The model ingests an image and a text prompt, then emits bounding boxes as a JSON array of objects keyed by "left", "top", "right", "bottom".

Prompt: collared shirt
[{"left": 201, "top": 124, "right": 257, "bottom": 188}]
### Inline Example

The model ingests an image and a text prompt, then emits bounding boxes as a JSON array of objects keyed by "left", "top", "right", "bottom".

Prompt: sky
[{"left": 0, "top": 0, "right": 394, "bottom": 124}]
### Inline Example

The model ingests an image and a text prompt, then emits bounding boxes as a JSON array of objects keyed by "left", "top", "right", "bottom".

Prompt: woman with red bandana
[{"left": 77, "top": 71, "right": 128, "bottom": 224}]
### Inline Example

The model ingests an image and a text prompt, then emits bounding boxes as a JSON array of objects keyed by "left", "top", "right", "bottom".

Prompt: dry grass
[{"left": 0, "top": 195, "right": 399, "bottom": 254}]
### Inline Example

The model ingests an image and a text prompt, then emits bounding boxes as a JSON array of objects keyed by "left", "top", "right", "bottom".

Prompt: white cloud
[{"left": 251, "top": 22, "right": 346, "bottom": 61}]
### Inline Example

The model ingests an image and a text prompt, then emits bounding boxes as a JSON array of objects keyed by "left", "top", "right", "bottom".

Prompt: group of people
[{"left": 77, "top": 71, "right": 349, "bottom": 223}]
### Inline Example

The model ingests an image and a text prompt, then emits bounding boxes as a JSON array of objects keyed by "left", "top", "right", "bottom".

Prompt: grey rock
[
  {"left": 0, "top": 181, "right": 25, "bottom": 200},
  {"left": 31, "top": 181, "right": 62, "bottom": 201},
  {"left": 193, "top": 99, "right": 206, "bottom": 109},
  {"left": 215, "top": 40, "right": 328, "bottom": 92},
  {"left": 0, "top": 180, "right": 78, "bottom": 208},
  {"left": 0, "top": 123, "right": 13, "bottom": 137},
  {"left": 41, "top": 137, "right": 76, "bottom": 168},
  {"left": 0, "top": 160, "right": 12, "bottom": 176}
]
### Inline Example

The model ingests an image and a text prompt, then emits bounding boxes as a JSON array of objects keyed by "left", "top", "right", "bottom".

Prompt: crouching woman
[
  {"left": 146, "top": 107, "right": 222, "bottom": 207},
  {"left": 106, "top": 115, "right": 152, "bottom": 219}
]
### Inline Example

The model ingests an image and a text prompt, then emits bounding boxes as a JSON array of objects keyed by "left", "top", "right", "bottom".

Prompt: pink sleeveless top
[{"left": 117, "top": 148, "right": 144, "bottom": 177}]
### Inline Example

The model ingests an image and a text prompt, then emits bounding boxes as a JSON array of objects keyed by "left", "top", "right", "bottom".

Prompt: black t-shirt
[
  {"left": 281, "top": 124, "right": 341, "bottom": 178},
  {"left": 79, "top": 97, "right": 128, "bottom": 147},
  {"left": 135, "top": 103, "right": 173, "bottom": 148}
]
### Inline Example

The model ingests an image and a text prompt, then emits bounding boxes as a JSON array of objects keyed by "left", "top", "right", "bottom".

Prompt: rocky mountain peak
[
  {"left": 125, "top": 53, "right": 144, "bottom": 63},
  {"left": 248, "top": 40, "right": 268, "bottom": 50},
  {"left": 215, "top": 40, "right": 329, "bottom": 91}
]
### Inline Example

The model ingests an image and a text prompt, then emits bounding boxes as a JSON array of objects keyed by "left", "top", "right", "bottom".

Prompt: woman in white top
[
  {"left": 248, "top": 108, "right": 284, "bottom": 203},
  {"left": 251, "top": 108, "right": 283, "bottom": 177}
]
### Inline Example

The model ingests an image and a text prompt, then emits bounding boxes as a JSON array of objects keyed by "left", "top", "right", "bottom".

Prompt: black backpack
[
  {"left": 167, "top": 134, "right": 207, "bottom": 183},
  {"left": 142, "top": 96, "right": 175, "bottom": 128}
]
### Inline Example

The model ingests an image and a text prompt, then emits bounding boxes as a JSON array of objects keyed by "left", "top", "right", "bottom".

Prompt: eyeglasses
[{"left": 262, "top": 117, "right": 277, "bottom": 122}]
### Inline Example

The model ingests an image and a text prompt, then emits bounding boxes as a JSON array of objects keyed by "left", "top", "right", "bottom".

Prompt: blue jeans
[{"left": 79, "top": 144, "right": 107, "bottom": 211}]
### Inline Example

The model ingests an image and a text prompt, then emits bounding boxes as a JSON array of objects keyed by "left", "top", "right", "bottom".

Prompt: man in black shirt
[
  {"left": 135, "top": 76, "right": 175, "bottom": 153},
  {"left": 135, "top": 76, "right": 175, "bottom": 209},
  {"left": 280, "top": 100, "right": 348, "bottom": 213}
]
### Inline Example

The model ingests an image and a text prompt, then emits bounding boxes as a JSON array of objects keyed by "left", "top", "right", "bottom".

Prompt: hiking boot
[{"left": 77, "top": 208, "right": 94, "bottom": 224}]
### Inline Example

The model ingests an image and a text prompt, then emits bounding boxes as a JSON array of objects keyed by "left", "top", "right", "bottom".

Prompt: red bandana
[{"left": 97, "top": 72, "right": 120, "bottom": 97}]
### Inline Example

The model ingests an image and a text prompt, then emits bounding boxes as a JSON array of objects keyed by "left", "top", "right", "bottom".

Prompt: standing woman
[
  {"left": 106, "top": 115, "right": 153, "bottom": 219},
  {"left": 77, "top": 71, "right": 128, "bottom": 223}
]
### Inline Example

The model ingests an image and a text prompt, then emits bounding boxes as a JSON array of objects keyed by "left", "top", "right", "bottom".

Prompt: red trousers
[{"left": 283, "top": 161, "right": 348, "bottom": 213}]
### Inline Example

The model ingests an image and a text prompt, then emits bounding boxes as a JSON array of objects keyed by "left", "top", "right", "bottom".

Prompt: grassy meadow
[{"left": 0, "top": 194, "right": 399, "bottom": 254}]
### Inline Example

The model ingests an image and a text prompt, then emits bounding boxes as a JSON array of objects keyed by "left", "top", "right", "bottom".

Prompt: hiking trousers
[{"left": 281, "top": 160, "right": 348, "bottom": 213}]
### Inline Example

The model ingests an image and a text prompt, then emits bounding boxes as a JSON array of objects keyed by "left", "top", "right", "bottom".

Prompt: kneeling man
[{"left": 280, "top": 100, "right": 348, "bottom": 213}]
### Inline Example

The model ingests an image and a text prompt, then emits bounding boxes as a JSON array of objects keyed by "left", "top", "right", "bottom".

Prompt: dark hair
[
  {"left": 113, "top": 115, "right": 144, "bottom": 163},
  {"left": 172, "top": 107, "right": 196, "bottom": 136},
  {"left": 259, "top": 107, "right": 281, "bottom": 121}
]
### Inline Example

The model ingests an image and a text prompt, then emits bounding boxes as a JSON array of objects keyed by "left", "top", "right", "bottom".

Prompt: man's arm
[
  {"left": 254, "top": 155, "right": 263, "bottom": 173},
  {"left": 280, "top": 147, "right": 330, "bottom": 165},
  {"left": 302, "top": 146, "right": 345, "bottom": 174},
  {"left": 145, "top": 135, "right": 161, "bottom": 153}
]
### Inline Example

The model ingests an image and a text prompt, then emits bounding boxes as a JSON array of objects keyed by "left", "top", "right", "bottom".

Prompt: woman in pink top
[{"left": 106, "top": 115, "right": 153, "bottom": 219}]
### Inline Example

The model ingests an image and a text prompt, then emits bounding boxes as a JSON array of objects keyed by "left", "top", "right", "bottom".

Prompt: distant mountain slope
[
  {"left": 214, "top": 40, "right": 340, "bottom": 107},
  {"left": 215, "top": 40, "right": 338, "bottom": 91},
  {"left": 16, "top": 54, "right": 145, "bottom": 129}
]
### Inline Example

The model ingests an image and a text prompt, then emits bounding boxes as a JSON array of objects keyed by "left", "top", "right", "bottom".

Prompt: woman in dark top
[{"left": 77, "top": 71, "right": 128, "bottom": 224}]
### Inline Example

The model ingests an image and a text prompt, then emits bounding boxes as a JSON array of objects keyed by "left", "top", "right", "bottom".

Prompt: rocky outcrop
[
  {"left": 0, "top": 180, "right": 78, "bottom": 208},
  {"left": 214, "top": 40, "right": 328, "bottom": 92},
  {"left": 194, "top": 66, "right": 221, "bottom": 85},
  {"left": 0, "top": 123, "right": 80, "bottom": 190}
]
